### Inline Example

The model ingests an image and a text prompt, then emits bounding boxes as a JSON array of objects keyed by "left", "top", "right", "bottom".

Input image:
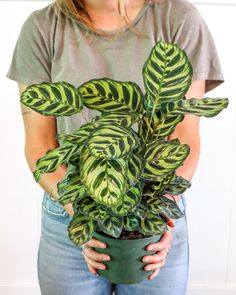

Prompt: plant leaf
[
  {"left": 98, "top": 215, "right": 123, "bottom": 238},
  {"left": 123, "top": 214, "right": 140, "bottom": 231},
  {"left": 33, "top": 144, "right": 78, "bottom": 182},
  {"left": 21, "top": 81, "right": 83, "bottom": 116},
  {"left": 80, "top": 150, "right": 128, "bottom": 207},
  {"left": 57, "top": 164, "right": 87, "bottom": 206},
  {"left": 143, "top": 41, "right": 192, "bottom": 111},
  {"left": 109, "top": 182, "right": 143, "bottom": 216},
  {"left": 163, "top": 175, "right": 191, "bottom": 195},
  {"left": 91, "top": 111, "right": 141, "bottom": 127},
  {"left": 77, "top": 196, "right": 108, "bottom": 221},
  {"left": 171, "top": 97, "right": 229, "bottom": 117},
  {"left": 87, "top": 123, "right": 139, "bottom": 159},
  {"left": 143, "top": 140, "right": 190, "bottom": 181},
  {"left": 79, "top": 78, "right": 144, "bottom": 114},
  {"left": 139, "top": 212, "right": 168, "bottom": 235},
  {"left": 159, "top": 196, "right": 184, "bottom": 218},
  {"left": 67, "top": 212, "right": 97, "bottom": 246}
]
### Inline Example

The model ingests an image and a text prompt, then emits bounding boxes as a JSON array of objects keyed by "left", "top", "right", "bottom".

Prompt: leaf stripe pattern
[
  {"left": 87, "top": 123, "right": 139, "bottom": 159},
  {"left": 143, "top": 140, "right": 190, "bottom": 180},
  {"left": 80, "top": 150, "right": 128, "bottom": 207},
  {"left": 57, "top": 165, "right": 87, "bottom": 206},
  {"left": 33, "top": 144, "right": 78, "bottom": 182},
  {"left": 68, "top": 212, "right": 97, "bottom": 246},
  {"left": 139, "top": 212, "right": 168, "bottom": 235},
  {"left": 171, "top": 97, "right": 229, "bottom": 117},
  {"left": 78, "top": 78, "right": 144, "bottom": 114},
  {"left": 109, "top": 183, "right": 143, "bottom": 216},
  {"left": 21, "top": 81, "right": 83, "bottom": 116},
  {"left": 143, "top": 41, "right": 193, "bottom": 110}
]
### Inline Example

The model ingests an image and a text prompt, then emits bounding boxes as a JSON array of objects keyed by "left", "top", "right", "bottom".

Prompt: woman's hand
[
  {"left": 81, "top": 238, "right": 111, "bottom": 275},
  {"left": 142, "top": 229, "right": 174, "bottom": 280}
]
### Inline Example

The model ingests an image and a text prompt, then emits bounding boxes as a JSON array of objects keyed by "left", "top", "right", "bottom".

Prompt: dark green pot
[{"left": 93, "top": 232, "right": 162, "bottom": 284}]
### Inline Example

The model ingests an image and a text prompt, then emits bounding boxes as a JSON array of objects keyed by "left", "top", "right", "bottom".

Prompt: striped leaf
[
  {"left": 171, "top": 97, "right": 229, "bottom": 117},
  {"left": 87, "top": 123, "right": 139, "bottom": 159},
  {"left": 160, "top": 195, "right": 184, "bottom": 218},
  {"left": 80, "top": 150, "right": 128, "bottom": 207},
  {"left": 139, "top": 212, "right": 168, "bottom": 235},
  {"left": 143, "top": 140, "right": 190, "bottom": 181},
  {"left": 77, "top": 196, "right": 108, "bottom": 221},
  {"left": 163, "top": 175, "right": 191, "bottom": 195},
  {"left": 21, "top": 81, "right": 83, "bottom": 116},
  {"left": 57, "top": 165, "right": 87, "bottom": 206},
  {"left": 67, "top": 212, "right": 97, "bottom": 246},
  {"left": 123, "top": 215, "right": 140, "bottom": 231},
  {"left": 79, "top": 78, "right": 144, "bottom": 114},
  {"left": 151, "top": 173, "right": 175, "bottom": 194},
  {"left": 126, "top": 154, "right": 145, "bottom": 188},
  {"left": 91, "top": 111, "right": 141, "bottom": 127},
  {"left": 98, "top": 215, "right": 123, "bottom": 238},
  {"left": 143, "top": 41, "right": 192, "bottom": 111},
  {"left": 146, "top": 196, "right": 167, "bottom": 214},
  {"left": 140, "top": 112, "right": 184, "bottom": 141},
  {"left": 33, "top": 144, "right": 78, "bottom": 182},
  {"left": 56, "top": 123, "right": 95, "bottom": 145},
  {"left": 109, "top": 183, "right": 143, "bottom": 216},
  {"left": 132, "top": 203, "right": 147, "bottom": 219}
]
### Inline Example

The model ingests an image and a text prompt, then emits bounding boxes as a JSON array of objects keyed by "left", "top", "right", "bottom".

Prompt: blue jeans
[{"left": 38, "top": 192, "right": 189, "bottom": 295}]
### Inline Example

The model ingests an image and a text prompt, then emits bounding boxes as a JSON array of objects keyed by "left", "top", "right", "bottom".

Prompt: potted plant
[{"left": 21, "top": 41, "right": 228, "bottom": 284}]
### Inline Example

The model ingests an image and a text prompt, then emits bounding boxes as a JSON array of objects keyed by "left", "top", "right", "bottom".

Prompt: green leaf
[
  {"left": 160, "top": 196, "right": 184, "bottom": 218},
  {"left": 123, "top": 214, "right": 140, "bottom": 231},
  {"left": 67, "top": 212, "right": 97, "bottom": 246},
  {"left": 126, "top": 153, "right": 145, "bottom": 188},
  {"left": 143, "top": 41, "right": 192, "bottom": 111},
  {"left": 87, "top": 123, "right": 139, "bottom": 159},
  {"left": 80, "top": 149, "right": 128, "bottom": 207},
  {"left": 109, "top": 182, "right": 143, "bottom": 216},
  {"left": 132, "top": 203, "right": 147, "bottom": 219},
  {"left": 57, "top": 164, "right": 87, "bottom": 206},
  {"left": 33, "top": 144, "right": 78, "bottom": 182},
  {"left": 146, "top": 196, "right": 167, "bottom": 214},
  {"left": 171, "top": 97, "right": 229, "bottom": 117},
  {"left": 151, "top": 173, "right": 175, "bottom": 194},
  {"left": 91, "top": 111, "right": 141, "bottom": 128},
  {"left": 77, "top": 197, "right": 108, "bottom": 221},
  {"left": 56, "top": 123, "right": 95, "bottom": 145},
  {"left": 163, "top": 175, "right": 191, "bottom": 195},
  {"left": 143, "top": 140, "right": 190, "bottom": 181},
  {"left": 79, "top": 78, "right": 144, "bottom": 114},
  {"left": 98, "top": 215, "right": 123, "bottom": 238},
  {"left": 139, "top": 212, "right": 168, "bottom": 235},
  {"left": 21, "top": 81, "right": 83, "bottom": 116}
]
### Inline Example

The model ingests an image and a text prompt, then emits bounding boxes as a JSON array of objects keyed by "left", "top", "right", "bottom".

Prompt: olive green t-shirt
[{"left": 7, "top": 0, "right": 224, "bottom": 136}]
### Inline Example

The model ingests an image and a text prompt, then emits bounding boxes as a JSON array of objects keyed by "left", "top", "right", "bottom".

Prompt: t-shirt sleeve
[
  {"left": 6, "top": 11, "right": 52, "bottom": 86},
  {"left": 171, "top": 1, "right": 224, "bottom": 93}
]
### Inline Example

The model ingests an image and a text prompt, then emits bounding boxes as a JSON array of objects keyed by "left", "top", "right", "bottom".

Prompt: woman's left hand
[{"left": 142, "top": 194, "right": 181, "bottom": 280}]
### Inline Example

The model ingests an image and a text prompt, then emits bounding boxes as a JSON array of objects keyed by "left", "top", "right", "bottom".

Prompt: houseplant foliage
[{"left": 21, "top": 41, "right": 228, "bottom": 259}]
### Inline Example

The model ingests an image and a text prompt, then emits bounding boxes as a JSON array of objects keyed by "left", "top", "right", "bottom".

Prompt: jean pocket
[{"left": 42, "top": 191, "right": 69, "bottom": 218}]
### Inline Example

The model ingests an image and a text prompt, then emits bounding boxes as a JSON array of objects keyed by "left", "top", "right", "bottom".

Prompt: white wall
[{"left": 0, "top": 1, "right": 235, "bottom": 294}]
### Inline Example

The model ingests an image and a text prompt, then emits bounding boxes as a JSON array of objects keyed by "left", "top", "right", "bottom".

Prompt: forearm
[{"left": 25, "top": 145, "right": 74, "bottom": 215}]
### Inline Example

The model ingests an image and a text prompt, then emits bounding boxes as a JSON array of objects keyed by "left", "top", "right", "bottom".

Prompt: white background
[{"left": 0, "top": 1, "right": 235, "bottom": 294}]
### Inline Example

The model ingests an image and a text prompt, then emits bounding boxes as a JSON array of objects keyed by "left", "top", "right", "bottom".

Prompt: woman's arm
[{"left": 18, "top": 83, "right": 74, "bottom": 216}]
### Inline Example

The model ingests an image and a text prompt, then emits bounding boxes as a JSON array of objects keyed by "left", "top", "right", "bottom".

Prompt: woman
[{"left": 7, "top": 0, "right": 224, "bottom": 294}]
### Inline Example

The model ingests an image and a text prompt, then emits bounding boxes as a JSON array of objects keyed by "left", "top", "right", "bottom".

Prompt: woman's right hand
[{"left": 82, "top": 238, "right": 111, "bottom": 275}]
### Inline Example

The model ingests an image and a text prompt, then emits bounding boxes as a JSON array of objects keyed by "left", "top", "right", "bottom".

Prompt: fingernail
[
  {"left": 103, "top": 256, "right": 110, "bottom": 261},
  {"left": 145, "top": 267, "right": 151, "bottom": 271},
  {"left": 99, "top": 265, "right": 106, "bottom": 270},
  {"left": 100, "top": 243, "right": 106, "bottom": 248},
  {"left": 148, "top": 246, "right": 153, "bottom": 251},
  {"left": 143, "top": 257, "right": 149, "bottom": 262}
]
